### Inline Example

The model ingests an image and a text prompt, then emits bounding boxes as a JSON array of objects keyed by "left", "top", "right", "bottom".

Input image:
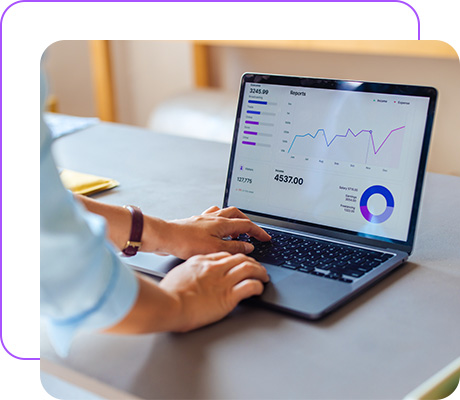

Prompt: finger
[
  {"left": 201, "top": 251, "right": 232, "bottom": 261},
  {"left": 202, "top": 205, "right": 220, "bottom": 215},
  {"left": 212, "top": 253, "right": 255, "bottom": 272},
  {"left": 217, "top": 206, "right": 251, "bottom": 220},
  {"left": 226, "top": 261, "right": 269, "bottom": 285},
  {"left": 220, "top": 219, "right": 271, "bottom": 242},
  {"left": 219, "top": 239, "right": 255, "bottom": 255},
  {"left": 232, "top": 279, "right": 265, "bottom": 303}
]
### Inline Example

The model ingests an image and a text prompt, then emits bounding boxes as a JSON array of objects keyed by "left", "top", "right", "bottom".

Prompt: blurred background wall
[{"left": 43, "top": 40, "right": 460, "bottom": 176}]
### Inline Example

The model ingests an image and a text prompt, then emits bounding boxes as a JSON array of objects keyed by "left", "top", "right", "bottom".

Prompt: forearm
[{"left": 75, "top": 195, "right": 169, "bottom": 253}]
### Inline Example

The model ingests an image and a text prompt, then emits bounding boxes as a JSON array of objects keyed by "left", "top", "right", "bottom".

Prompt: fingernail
[{"left": 243, "top": 243, "right": 254, "bottom": 253}]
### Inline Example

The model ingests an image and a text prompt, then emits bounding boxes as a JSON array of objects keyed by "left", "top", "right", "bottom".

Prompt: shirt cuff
[{"left": 45, "top": 255, "right": 139, "bottom": 357}]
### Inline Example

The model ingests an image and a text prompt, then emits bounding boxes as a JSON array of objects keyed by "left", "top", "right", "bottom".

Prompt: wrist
[
  {"left": 144, "top": 277, "right": 186, "bottom": 332},
  {"left": 157, "top": 281, "right": 192, "bottom": 332},
  {"left": 105, "top": 274, "right": 184, "bottom": 334},
  {"left": 136, "top": 274, "right": 186, "bottom": 333},
  {"left": 140, "top": 215, "right": 172, "bottom": 254},
  {"left": 155, "top": 219, "right": 192, "bottom": 259}
]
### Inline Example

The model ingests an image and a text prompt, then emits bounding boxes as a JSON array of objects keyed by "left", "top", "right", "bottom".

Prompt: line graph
[
  {"left": 287, "top": 125, "right": 406, "bottom": 168},
  {"left": 288, "top": 126, "right": 405, "bottom": 154}
]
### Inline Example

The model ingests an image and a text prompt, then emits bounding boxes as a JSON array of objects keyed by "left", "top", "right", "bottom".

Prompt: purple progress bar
[
  {"left": 245, "top": 120, "right": 259, "bottom": 125},
  {"left": 244, "top": 130, "right": 257, "bottom": 135},
  {"left": 242, "top": 141, "right": 256, "bottom": 146}
]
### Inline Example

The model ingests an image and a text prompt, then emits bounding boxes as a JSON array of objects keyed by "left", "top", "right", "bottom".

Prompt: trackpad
[{"left": 263, "top": 263, "right": 296, "bottom": 284}]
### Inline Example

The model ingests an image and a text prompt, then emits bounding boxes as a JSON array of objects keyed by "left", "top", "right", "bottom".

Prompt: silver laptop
[{"left": 133, "top": 73, "right": 437, "bottom": 320}]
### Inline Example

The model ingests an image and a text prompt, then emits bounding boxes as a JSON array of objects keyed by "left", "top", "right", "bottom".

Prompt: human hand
[
  {"left": 158, "top": 206, "right": 271, "bottom": 259},
  {"left": 159, "top": 252, "right": 270, "bottom": 332}
]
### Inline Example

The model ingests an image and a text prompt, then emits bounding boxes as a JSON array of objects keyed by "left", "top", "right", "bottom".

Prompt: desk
[{"left": 43, "top": 122, "right": 460, "bottom": 399}]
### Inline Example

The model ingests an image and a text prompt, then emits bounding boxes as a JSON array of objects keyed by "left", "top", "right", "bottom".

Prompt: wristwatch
[{"left": 122, "top": 205, "right": 143, "bottom": 256}]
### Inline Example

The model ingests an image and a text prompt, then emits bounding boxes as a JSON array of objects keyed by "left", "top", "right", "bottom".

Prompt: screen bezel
[{"left": 223, "top": 73, "right": 438, "bottom": 254}]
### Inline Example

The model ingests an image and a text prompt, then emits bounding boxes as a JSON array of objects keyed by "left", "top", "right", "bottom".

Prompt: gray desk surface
[{"left": 43, "top": 122, "right": 460, "bottom": 399}]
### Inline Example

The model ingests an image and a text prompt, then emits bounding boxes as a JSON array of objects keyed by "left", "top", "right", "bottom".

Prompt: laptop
[{"left": 131, "top": 73, "right": 437, "bottom": 320}]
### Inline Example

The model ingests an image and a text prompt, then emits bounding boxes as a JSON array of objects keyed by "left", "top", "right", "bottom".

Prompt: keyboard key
[
  {"left": 282, "top": 263, "right": 298, "bottom": 270},
  {"left": 341, "top": 269, "right": 365, "bottom": 278},
  {"left": 310, "top": 270, "right": 326, "bottom": 277},
  {"left": 345, "top": 263, "right": 366, "bottom": 270},
  {"left": 258, "top": 256, "right": 284, "bottom": 266},
  {"left": 300, "top": 261, "right": 319, "bottom": 268},
  {"left": 367, "top": 260, "right": 380, "bottom": 268},
  {"left": 316, "top": 264, "right": 334, "bottom": 271},
  {"left": 357, "top": 265, "right": 373, "bottom": 272},
  {"left": 284, "top": 259, "right": 301, "bottom": 267},
  {"left": 335, "top": 260, "right": 348, "bottom": 267}
]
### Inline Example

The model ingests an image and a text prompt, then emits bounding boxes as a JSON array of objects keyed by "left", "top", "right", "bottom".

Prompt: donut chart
[{"left": 360, "top": 185, "right": 395, "bottom": 224}]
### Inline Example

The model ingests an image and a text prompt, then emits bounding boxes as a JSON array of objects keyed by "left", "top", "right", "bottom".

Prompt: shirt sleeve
[{"left": 40, "top": 80, "right": 138, "bottom": 357}]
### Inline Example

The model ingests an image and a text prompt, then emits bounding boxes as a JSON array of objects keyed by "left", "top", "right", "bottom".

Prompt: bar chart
[{"left": 240, "top": 97, "right": 277, "bottom": 149}]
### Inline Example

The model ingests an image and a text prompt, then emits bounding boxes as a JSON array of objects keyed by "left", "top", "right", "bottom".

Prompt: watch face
[{"left": 122, "top": 245, "right": 138, "bottom": 257}]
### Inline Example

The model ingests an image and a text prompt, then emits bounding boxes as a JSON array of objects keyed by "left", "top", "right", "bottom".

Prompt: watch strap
[{"left": 122, "top": 205, "right": 143, "bottom": 256}]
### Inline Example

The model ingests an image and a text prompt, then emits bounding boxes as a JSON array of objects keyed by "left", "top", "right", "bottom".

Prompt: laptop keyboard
[{"left": 239, "top": 228, "right": 394, "bottom": 283}]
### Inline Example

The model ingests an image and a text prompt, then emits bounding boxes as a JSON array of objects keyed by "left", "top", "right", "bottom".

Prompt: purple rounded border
[{"left": 0, "top": 0, "right": 421, "bottom": 361}]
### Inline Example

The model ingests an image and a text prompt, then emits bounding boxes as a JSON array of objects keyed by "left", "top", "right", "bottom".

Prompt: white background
[{"left": 0, "top": 0, "right": 459, "bottom": 399}]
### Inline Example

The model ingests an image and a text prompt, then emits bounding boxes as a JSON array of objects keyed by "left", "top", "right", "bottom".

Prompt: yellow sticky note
[{"left": 59, "top": 169, "right": 119, "bottom": 196}]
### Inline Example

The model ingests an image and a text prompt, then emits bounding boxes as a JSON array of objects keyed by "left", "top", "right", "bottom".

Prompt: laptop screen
[{"left": 225, "top": 74, "right": 437, "bottom": 246}]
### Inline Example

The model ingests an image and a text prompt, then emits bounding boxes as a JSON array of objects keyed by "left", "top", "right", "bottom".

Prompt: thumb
[{"left": 220, "top": 240, "right": 254, "bottom": 255}]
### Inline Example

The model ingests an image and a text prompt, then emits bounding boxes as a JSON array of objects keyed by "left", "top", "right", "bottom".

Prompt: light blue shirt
[{"left": 40, "top": 71, "right": 139, "bottom": 356}]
